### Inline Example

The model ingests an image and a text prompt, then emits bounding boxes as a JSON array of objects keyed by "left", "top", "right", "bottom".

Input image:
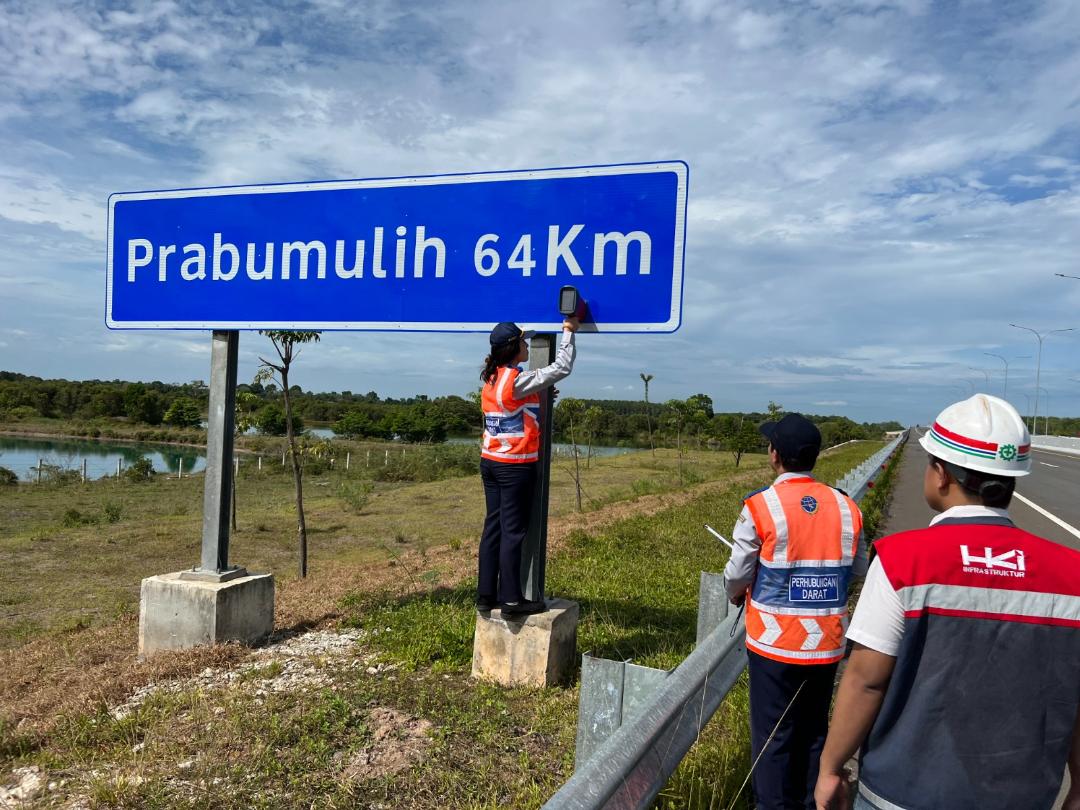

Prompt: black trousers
[
  {"left": 748, "top": 650, "right": 838, "bottom": 810},
  {"left": 478, "top": 459, "right": 536, "bottom": 604}
]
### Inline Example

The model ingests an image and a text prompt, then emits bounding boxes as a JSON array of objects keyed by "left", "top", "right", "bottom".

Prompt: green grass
[
  {"left": 0, "top": 439, "right": 886, "bottom": 808},
  {"left": 0, "top": 440, "right": 766, "bottom": 649},
  {"left": 331, "top": 440, "right": 885, "bottom": 808}
]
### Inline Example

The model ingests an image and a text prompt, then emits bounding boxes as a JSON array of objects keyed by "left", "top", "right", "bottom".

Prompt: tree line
[{"left": 0, "top": 371, "right": 916, "bottom": 453}]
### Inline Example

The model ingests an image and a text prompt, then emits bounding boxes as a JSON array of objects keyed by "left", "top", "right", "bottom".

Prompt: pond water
[
  {"left": 0, "top": 435, "right": 207, "bottom": 482},
  {"left": 0, "top": 429, "right": 639, "bottom": 483}
]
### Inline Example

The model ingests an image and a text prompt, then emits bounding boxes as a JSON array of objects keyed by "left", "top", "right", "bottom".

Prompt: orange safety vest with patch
[
  {"left": 480, "top": 366, "right": 541, "bottom": 463},
  {"left": 743, "top": 477, "right": 862, "bottom": 665}
]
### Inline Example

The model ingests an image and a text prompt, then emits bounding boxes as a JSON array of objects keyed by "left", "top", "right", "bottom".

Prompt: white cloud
[
  {"left": 0, "top": 0, "right": 1077, "bottom": 424},
  {"left": 731, "top": 11, "right": 783, "bottom": 50}
]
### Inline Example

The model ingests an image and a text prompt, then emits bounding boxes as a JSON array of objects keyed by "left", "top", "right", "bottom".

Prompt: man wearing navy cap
[{"left": 724, "top": 412, "right": 867, "bottom": 809}]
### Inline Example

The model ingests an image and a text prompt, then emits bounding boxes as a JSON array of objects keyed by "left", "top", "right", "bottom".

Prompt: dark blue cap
[
  {"left": 489, "top": 322, "right": 535, "bottom": 346},
  {"left": 759, "top": 413, "right": 821, "bottom": 465}
]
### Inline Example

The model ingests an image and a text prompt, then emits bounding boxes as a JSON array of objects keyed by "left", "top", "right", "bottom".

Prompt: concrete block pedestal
[
  {"left": 471, "top": 598, "right": 579, "bottom": 687},
  {"left": 138, "top": 570, "right": 274, "bottom": 658}
]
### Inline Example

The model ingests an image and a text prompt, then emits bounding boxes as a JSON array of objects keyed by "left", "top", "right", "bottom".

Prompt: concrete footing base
[
  {"left": 471, "top": 598, "right": 579, "bottom": 687},
  {"left": 138, "top": 570, "right": 274, "bottom": 658}
]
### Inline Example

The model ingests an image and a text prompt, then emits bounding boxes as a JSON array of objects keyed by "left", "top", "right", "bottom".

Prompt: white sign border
[{"left": 106, "top": 161, "right": 688, "bottom": 333}]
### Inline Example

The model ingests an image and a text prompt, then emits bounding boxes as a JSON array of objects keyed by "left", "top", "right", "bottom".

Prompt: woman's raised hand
[{"left": 563, "top": 317, "right": 580, "bottom": 332}]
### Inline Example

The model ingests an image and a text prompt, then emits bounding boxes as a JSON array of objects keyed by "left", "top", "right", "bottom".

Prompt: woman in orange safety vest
[{"left": 476, "top": 317, "right": 578, "bottom": 617}]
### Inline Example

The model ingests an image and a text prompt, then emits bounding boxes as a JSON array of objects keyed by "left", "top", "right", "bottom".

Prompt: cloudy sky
[{"left": 1, "top": 0, "right": 1078, "bottom": 425}]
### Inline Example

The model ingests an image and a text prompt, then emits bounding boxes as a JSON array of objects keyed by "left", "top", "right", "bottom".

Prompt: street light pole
[
  {"left": 1009, "top": 324, "right": 1075, "bottom": 439},
  {"left": 1037, "top": 386, "right": 1050, "bottom": 436},
  {"left": 969, "top": 367, "right": 990, "bottom": 388},
  {"left": 983, "top": 353, "right": 1009, "bottom": 399}
]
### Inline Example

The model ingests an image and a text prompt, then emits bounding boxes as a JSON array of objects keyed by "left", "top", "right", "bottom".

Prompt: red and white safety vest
[
  {"left": 480, "top": 366, "right": 541, "bottom": 463},
  {"left": 744, "top": 477, "right": 862, "bottom": 665},
  {"left": 858, "top": 517, "right": 1080, "bottom": 809}
]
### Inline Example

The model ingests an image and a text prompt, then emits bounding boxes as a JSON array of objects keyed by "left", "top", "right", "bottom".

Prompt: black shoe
[
  {"left": 475, "top": 596, "right": 497, "bottom": 612},
  {"left": 499, "top": 599, "right": 547, "bottom": 617}
]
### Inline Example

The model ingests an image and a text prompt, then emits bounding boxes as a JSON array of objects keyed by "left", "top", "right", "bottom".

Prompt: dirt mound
[{"left": 338, "top": 707, "right": 434, "bottom": 782}]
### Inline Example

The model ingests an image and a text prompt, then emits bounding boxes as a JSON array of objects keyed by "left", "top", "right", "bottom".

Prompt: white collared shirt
[
  {"left": 847, "top": 505, "right": 1011, "bottom": 656},
  {"left": 511, "top": 330, "right": 576, "bottom": 398}
]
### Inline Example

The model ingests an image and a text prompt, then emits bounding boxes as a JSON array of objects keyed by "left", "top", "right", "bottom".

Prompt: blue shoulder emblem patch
[{"left": 801, "top": 495, "right": 819, "bottom": 514}]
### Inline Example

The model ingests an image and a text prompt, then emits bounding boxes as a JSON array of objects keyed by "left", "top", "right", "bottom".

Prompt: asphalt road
[{"left": 1016, "top": 446, "right": 1080, "bottom": 552}]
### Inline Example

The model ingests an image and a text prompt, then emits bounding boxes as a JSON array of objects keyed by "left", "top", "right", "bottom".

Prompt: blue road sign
[{"left": 106, "top": 161, "right": 687, "bottom": 332}]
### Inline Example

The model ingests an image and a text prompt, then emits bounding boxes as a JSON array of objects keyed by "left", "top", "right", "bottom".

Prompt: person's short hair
[{"left": 931, "top": 455, "right": 1015, "bottom": 508}]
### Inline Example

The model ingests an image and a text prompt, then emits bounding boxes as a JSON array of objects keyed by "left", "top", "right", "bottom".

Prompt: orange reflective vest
[
  {"left": 480, "top": 366, "right": 540, "bottom": 463},
  {"left": 743, "top": 477, "right": 862, "bottom": 665}
]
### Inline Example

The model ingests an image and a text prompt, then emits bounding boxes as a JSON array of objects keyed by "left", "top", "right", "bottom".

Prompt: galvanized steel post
[
  {"left": 522, "top": 333, "right": 556, "bottom": 602},
  {"left": 194, "top": 330, "right": 242, "bottom": 578},
  {"left": 696, "top": 572, "right": 730, "bottom": 644}
]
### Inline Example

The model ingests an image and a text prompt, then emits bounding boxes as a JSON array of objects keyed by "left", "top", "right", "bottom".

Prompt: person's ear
[{"left": 929, "top": 459, "right": 950, "bottom": 493}]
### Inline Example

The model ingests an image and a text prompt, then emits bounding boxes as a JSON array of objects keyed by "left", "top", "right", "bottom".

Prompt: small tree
[
  {"left": 333, "top": 407, "right": 378, "bottom": 439},
  {"left": 558, "top": 398, "right": 586, "bottom": 511},
  {"left": 230, "top": 391, "right": 261, "bottom": 531},
  {"left": 583, "top": 406, "right": 603, "bottom": 468},
  {"left": 721, "top": 416, "right": 760, "bottom": 467},
  {"left": 256, "top": 330, "right": 321, "bottom": 578},
  {"left": 253, "top": 403, "right": 300, "bottom": 435},
  {"left": 640, "top": 373, "right": 655, "bottom": 455},
  {"left": 663, "top": 398, "right": 707, "bottom": 484},
  {"left": 163, "top": 396, "right": 202, "bottom": 428}
]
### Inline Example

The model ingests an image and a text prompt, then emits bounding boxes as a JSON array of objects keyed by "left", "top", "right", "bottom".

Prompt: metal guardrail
[
  {"left": 1031, "top": 435, "right": 1080, "bottom": 457},
  {"left": 834, "top": 432, "right": 907, "bottom": 503},
  {"left": 546, "top": 432, "right": 911, "bottom": 810},
  {"left": 547, "top": 580, "right": 745, "bottom": 810}
]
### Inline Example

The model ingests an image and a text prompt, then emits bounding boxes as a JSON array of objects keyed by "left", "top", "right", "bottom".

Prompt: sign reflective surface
[{"left": 107, "top": 162, "right": 687, "bottom": 332}]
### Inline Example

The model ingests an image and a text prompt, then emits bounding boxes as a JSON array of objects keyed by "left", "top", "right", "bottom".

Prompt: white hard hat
[{"left": 919, "top": 394, "right": 1031, "bottom": 477}]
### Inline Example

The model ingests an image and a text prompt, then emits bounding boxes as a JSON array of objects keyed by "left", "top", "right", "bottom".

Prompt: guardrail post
[
  {"left": 575, "top": 654, "right": 672, "bottom": 770},
  {"left": 623, "top": 663, "right": 669, "bottom": 724},
  {"left": 575, "top": 655, "right": 626, "bottom": 769},
  {"left": 696, "top": 572, "right": 730, "bottom": 644}
]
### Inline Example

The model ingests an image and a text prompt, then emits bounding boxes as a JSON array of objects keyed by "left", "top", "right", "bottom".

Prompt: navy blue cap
[
  {"left": 759, "top": 413, "right": 821, "bottom": 465},
  {"left": 489, "top": 322, "right": 535, "bottom": 346}
]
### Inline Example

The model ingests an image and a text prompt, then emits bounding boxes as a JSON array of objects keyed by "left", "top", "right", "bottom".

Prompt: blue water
[{"left": 0, "top": 435, "right": 207, "bottom": 482}]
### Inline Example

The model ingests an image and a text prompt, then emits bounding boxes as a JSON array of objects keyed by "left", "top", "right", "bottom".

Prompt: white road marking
[
  {"left": 1040, "top": 462, "right": 1060, "bottom": 468},
  {"left": 1013, "top": 492, "right": 1080, "bottom": 541},
  {"left": 1032, "top": 448, "right": 1080, "bottom": 461}
]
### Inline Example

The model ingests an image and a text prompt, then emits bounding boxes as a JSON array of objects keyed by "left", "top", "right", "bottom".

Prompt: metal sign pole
[
  {"left": 186, "top": 330, "right": 245, "bottom": 581},
  {"left": 522, "top": 333, "right": 556, "bottom": 602}
]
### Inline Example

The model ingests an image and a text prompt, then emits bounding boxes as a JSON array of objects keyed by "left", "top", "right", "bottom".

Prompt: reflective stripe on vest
[
  {"left": 480, "top": 366, "right": 540, "bottom": 463},
  {"left": 744, "top": 478, "right": 862, "bottom": 665}
]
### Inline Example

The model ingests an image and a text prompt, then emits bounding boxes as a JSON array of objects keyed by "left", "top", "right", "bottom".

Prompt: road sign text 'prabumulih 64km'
[{"left": 106, "top": 161, "right": 687, "bottom": 332}]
